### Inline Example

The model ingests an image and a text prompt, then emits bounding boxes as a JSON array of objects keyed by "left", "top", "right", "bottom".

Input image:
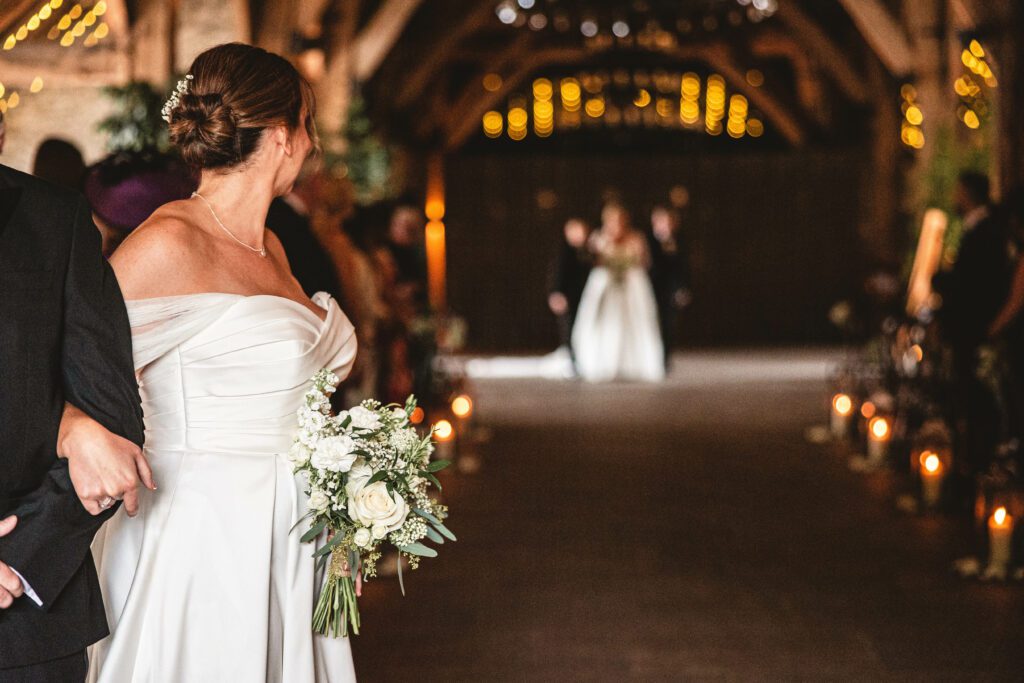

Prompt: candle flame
[
  {"left": 921, "top": 452, "right": 940, "bottom": 473},
  {"left": 451, "top": 394, "right": 473, "bottom": 419},
  {"left": 869, "top": 416, "right": 890, "bottom": 440},
  {"left": 433, "top": 419, "right": 454, "bottom": 442},
  {"left": 832, "top": 393, "right": 853, "bottom": 416},
  {"left": 993, "top": 506, "right": 1008, "bottom": 525}
]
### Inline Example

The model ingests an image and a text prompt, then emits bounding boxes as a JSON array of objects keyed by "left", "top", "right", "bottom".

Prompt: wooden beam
[
  {"left": 0, "top": 0, "right": 37, "bottom": 36},
  {"left": 396, "top": 0, "right": 495, "bottom": 108},
  {"left": 318, "top": 0, "right": 361, "bottom": 143},
  {"left": 441, "top": 31, "right": 534, "bottom": 130},
  {"left": 773, "top": 3, "right": 870, "bottom": 104},
  {"left": 256, "top": 0, "right": 300, "bottom": 55},
  {"left": 748, "top": 34, "right": 829, "bottom": 126},
  {"left": 700, "top": 44, "right": 807, "bottom": 146},
  {"left": 836, "top": 0, "right": 914, "bottom": 77},
  {"left": 444, "top": 46, "right": 597, "bottom": 150},
  {"left": 353, "top": 0, "right": 423, "bottom": 82},
  {"left": 0, "top": 49, "right": 125, "bottom": 87}
]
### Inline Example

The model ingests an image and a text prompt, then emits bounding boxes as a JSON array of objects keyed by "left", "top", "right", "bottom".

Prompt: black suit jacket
[
  {"left": 933, "top": 212, "right": 1012, "bottom": 351},
  {"left": 648, "top": 231, "right": 692, "bottom": 311},
  {"left": 548, "top": 243, "right": 592, "bottom": 314},
  {"left": 0, "top": 164, "right": 143, "bottom": 668}
]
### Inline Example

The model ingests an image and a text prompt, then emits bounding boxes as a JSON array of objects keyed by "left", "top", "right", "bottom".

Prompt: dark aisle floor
[{"left": 352, "top": 350, "right": 1024, "bottom": 681}]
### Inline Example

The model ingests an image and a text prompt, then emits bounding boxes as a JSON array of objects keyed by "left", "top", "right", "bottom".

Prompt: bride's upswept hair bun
[{"left": 166, "top": 43, "right": 318, "bottom": 171}]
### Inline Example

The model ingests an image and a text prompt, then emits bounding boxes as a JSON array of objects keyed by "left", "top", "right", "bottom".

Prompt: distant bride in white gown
[
  {"left": 572, "top": 203, "right": 665, "bottom": 382},
  {"left": 87, "top": 44, "right": 357, "bottom": 682}
]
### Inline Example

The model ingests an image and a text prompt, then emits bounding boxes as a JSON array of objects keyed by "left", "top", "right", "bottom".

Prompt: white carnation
[
  {"left": 288, "top": 442, "right": 312, "bottom": 466},
  {"left": 311, "top": 435, "right": 358, "bottom": 473},
  {"left": 347, "top": 406, "right": 383, "bottom": 431}
]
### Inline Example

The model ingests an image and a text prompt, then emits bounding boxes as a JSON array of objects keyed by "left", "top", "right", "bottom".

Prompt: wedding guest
[
  {"left": 933, "top": 171, "right": 1013, "bottom": 473},
  {"left": 548, "top": 217, "right": 593, "bottom": 368},
  {"left": 377, "top": 201, "right": 428, "bottom": 312},
  {"left": 266, "top": 173, "right": 345, "bottom": 303},
  {"left": 648, "top": 206, "right": 692, "bottom": 365},
  {"left": 32, "top": 138, "right": 86, "bottom": 191},
  {"left": 83, "top": 151, "right": 195, "bottom": 256}
]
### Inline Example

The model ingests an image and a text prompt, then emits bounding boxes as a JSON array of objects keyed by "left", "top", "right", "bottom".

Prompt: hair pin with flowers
[{"left": 161, "top": 74, "right": 194, "bottom": 123}]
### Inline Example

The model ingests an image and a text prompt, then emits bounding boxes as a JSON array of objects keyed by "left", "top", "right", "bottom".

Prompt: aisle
[{"left": 352, "top": 349, "right": 1024, "bottom": 681}]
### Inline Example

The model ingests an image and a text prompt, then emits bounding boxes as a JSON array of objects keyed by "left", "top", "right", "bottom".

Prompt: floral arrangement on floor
[{"left": 290, "top": 369, "right": 454, "bottom": 637}]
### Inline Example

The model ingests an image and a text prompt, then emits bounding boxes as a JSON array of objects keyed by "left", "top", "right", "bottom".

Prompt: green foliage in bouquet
[{"left": 97, "top": 81, "right": 169, "bottom": 153}]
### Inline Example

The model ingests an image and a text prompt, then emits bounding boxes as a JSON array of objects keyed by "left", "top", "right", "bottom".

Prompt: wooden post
[
  {"left": 996, "top": 1, "right": 1024, "bottom": 193},
  {"left": 318, "top": 0, "right": 360, "bottom": 151}
]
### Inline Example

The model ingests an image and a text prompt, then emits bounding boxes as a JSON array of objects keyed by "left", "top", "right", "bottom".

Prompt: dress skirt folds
[
  {"left": 88, "top": 292, "right": 358, "bottom": 682},
  {"left": 571, "top": 266, "right": 665, "bottom": 383}
]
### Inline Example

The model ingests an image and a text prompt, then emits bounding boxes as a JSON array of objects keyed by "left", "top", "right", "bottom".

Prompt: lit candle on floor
[
  {"left": 830, "top": 393, "right": 853, "bottom": 439},
  {"left": 919, "top": 451, "right": 944, "bottom": 507},
  {"left": 867, "top": 416, "right": 891, "bottom": 462},
  {"left": 988, "top": 506, "right": 1014, "bottom": 570}
]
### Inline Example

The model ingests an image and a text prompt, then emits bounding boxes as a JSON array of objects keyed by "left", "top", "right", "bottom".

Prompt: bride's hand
[{"left": 58, "top": 403, "right": 156, "bottom": 516}]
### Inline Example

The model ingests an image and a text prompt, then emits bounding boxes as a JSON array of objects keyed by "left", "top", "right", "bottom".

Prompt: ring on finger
[{"left": 99, "top": 496, "right": 115, "bottom": 510}]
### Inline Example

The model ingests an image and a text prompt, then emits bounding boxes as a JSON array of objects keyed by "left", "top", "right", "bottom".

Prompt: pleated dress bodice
[{"left": 88, "top": 292, "right": 359, "bottom": 683}]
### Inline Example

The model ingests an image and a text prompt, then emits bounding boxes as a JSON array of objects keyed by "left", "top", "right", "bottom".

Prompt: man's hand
[
  {"left": 58, "top": 403, "right": 155, "bottom": 517},
  {"left": 0, "top": 516, "right": 24, "bottom": 608}
]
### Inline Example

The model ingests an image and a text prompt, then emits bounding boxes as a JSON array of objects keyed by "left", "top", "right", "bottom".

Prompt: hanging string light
[
  {"left": 900, "top": 84, "right": 925, "bottom": 149},
  {"left": 954, "top": 38, "right": 995, "bottom": 131}
]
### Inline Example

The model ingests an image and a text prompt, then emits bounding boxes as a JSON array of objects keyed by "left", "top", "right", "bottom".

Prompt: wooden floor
[{"left": 352, "top": 350, "right": 1024, "bottom": 681}]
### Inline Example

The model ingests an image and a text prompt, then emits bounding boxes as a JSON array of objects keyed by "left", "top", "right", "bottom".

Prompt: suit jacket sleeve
[{"left": 0, "top": 198, "right": 143, "bottom": 609}]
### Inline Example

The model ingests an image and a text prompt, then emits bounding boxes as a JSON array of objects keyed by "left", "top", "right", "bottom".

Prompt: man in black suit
[
  {"left": 548, "top": 218, "right": 593, "bottom": 370},
  {"left": 933, "top": 171, "right": 1013, "bottom": 475},
  {"left": 0, "top": 164, "right": 152, "bottom": 681},
  {"left": 648, "top": 206, "right": 692, "bottom": 367}
]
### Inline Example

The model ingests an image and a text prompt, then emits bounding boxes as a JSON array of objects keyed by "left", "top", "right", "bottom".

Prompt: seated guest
[
  {"left": 32, "top": 138, "right": 86, "bottom": 191},
  {"left": 83, "top": 151, "right": 195, "bottom": 256}
]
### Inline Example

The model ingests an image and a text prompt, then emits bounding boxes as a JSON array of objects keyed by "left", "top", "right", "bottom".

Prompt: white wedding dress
[
  {"left": 571, "top": 234, "right": 665, "bottom": 382},
  {"left": 87, "top": 292, "right": 358, "bottom": 682}
]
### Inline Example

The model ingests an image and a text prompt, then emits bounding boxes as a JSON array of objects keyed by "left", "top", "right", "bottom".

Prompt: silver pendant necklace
[{"left": 192, "top": 191, "right": 267, "bottom": 257}]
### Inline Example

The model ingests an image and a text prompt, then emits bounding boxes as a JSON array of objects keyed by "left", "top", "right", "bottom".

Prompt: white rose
[
  {"left": 347, "top": 481, "right": 409, "bottom": 535},
  {"left": 308, "top": 489, "right": 330, "bottom": 512},
  {"left": 345, "top": 459, "right": 373, "bottom": 494},
  {"left": 311, "top": 435, "right": 358, "bottom": 473},
  {"left": 353, "top": 527, "right": 373, "bottom": 548},
  {"left": 348, "top": 406, "right": 383, "bottom": 431},
  {"left": 288, "top": 442, "right": 312, "bottom": 466}
]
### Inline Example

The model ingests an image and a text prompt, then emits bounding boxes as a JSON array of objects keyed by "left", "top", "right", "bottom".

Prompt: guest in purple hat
[{"left": 84, "top": 152, "right": 196, "bottom": 256}]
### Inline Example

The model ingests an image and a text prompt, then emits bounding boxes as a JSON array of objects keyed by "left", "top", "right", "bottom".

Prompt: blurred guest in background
[
  {"left": 572, "top": 203, "right": 665, "bottom": 382},
  {"left": 32, "top": 138, "right": 86, "bottom": 191},
  {"left": 83, "top": 151, "right": 195, "bottom": 256},
  {"left": 649, "top": 205, "right": 692, "bottom": 368},
  {"left": 266, "top": 172, "right": 345, "bottom": 304},
  {"left": 376, "top": 201, "right": 428, "bottom": 313},
  {"left": 548, "top": 217, "right": 593, "bottom": 370},
  {"left": 933, "top": 171, "right": 1013, "bottom": 474}
]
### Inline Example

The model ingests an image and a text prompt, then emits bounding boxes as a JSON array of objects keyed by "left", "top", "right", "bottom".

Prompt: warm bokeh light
[
  {"left": 29, "top": 77, "right": 43, "bottom": 93},
  {"left": 585, "top": 97, "right": 605, "bottom": 118},
  {"left": 869, "top": 416, "right": 890, "bottom": 440},
  {"left": 482, "top": 110, "right": 503, "bottom": 138},
  {"left": 920, "top": 452, "right": 940, "bottom": 473},
  {"left": 532, "top": 78, "right": 553, "bottom": 101},
  {"left": 860, "top": 401, "right": 876, "bottom": 419},
  {"left": 911, "top": 344, "right": 923, "bottom": 362},
  {"left": 633, "top": 88, "right": 651, "bottom": 107},
  {"left": 433, "top": 419, "right": 454, "bottom": 442},
  {"left": 832, "top": 394, "right": 853, "bottom": 416},
  {"left": 992, "top": 506, "right": 1009, "bottom": 526},
  {"left": 452, "top": 395, "right": 473, "bottom": 419},
  {"left": 745, "top": 69, "right": 764, "bottom": 87}
]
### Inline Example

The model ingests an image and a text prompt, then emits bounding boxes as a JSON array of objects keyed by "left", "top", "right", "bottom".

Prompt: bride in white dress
[
  {"left": 572, "top": 203, "right": 665, "bottom": 382},
  {"left": 87, "top": 44, "right": 357, "bottom": 682}
]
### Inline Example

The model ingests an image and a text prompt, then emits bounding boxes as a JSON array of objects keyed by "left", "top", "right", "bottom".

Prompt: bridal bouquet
[{"left": 290, "top": 369, "right": 454, "bottom": 637}]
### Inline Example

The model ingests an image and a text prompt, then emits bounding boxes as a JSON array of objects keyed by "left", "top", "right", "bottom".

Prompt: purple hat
[{"left": 84, "top": 152, "right": 196, "bottom": 233}]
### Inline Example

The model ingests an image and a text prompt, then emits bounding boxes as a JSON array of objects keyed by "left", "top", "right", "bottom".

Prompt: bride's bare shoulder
[{"left": 111, "top": 200, "right": 204, "bottom": 298}]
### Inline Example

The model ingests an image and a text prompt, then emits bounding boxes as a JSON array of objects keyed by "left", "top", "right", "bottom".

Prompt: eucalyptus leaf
[
  {"left": 400, "top": 542, "right": 438, "bottom": 558},
  {"left": 300, "top": 520, "right": 328, "bottom": 544},
  {"left": 396, "top": 553, "right": 405, "bottom": 596},
  {"left": 431, "top": 521, "right": 457, "bottom": 542},
  {"left": 425, "top": 459, "right": 451, "bottom": 473},
  {"left": 422, "top": 472, "right": 442, "bottom": 491},
  {"left": 425, "top": 526, "right": 445, "bottom": 544}
]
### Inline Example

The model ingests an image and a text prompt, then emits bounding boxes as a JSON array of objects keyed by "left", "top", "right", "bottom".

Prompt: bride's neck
[{"left": 195, "top": 169, "right": 276, "bottom": 243}]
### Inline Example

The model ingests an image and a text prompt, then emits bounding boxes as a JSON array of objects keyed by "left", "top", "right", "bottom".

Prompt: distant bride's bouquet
[{"left": 290, "top": 369, "right": 454, "bottom": 638}]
